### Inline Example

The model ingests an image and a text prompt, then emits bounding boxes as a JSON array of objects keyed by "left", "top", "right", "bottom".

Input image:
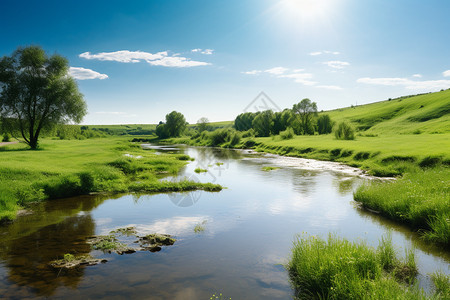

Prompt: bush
[
  {"left": 2, "top": 133, "right": 11, "bottom": 142},
  {"left": 317, "top": 114, "right": 333, "bottom": 134},
  {"left": 279, "top": 127, "right": 295, "bottom": 140},
  {"left": 335, "top": 122, "right": 355, "bottom": 140}
]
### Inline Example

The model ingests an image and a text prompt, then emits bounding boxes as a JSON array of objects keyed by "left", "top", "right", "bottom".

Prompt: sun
[{"left": 279, "top": 0, "right": 333, "bottom": 22}]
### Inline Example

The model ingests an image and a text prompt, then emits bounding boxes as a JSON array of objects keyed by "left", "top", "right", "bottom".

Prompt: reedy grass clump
[
  {"left": 430, "top": 271, "right": 450, "bottom": 297},
  {"left": 287, "top": 233, "right": 428, "bottom": 300},
  {"left": 334, "top": 121, "right": 355, "bottom": 140},
  {"left": 354, "top": 168, "right": 449, "bottom": 247}
]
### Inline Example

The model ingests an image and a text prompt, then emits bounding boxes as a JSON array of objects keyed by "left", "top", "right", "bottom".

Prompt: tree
[
  {"left": 155, "top": 123, "right": 168, "bottom": 138},
  {"left": 234, "top": 112, "right": 258, "bottom": 131},
  {"left": 164, "top": 111, "right": 186, "bottom": 137},
  {"left": 317, "top": 114, "right": 333, "bottom": 134},
  {"left": 292, "top": 98, "right": 318, "bottom": 135},
  {"left": 252, "top": 110, "right": 274, "bottom": 137},
  {"left": 196, "top": 117, "right": 210, "bottom": 133},
  {"left": 0, "top": 46, "right": 86, "bottom": 149}
]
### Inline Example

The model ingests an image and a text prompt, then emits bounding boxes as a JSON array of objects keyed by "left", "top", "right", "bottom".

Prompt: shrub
[
  {"left": 279, "top": 127, "right": 295, "bottom": 140},
  {"left": 2, "top": 133, "right": 11, "bottom": 142},
  {"left": 317, "top": 114, "right": 333, "bottom": 134},
  {"left": 335, "top": 122, "right": 355, "bottom": 140}
]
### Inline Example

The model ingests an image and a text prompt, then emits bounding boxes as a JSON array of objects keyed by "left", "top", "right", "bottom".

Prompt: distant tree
[
  {"left": 272, "top": 109, "right": 294, "bottom": 134},
  {"left": 317, "top": 114, "right": 333, "bottom": 134},
  {"left": 164, "top": 111, "right": 186, "bottom": 137},
  {"left": 155, "top": 123, "right": 168, "bottom": 138},
  {"left": 292, "top": 98, "right": 318, "bottom": 135},
  {"left": 252, "top": 110, "right": 274, "bottom": 137},
  {"left": 234, "top": 112, "right": 258, "bottom": 131},
  {"left": 196, "top": 117, "right": 210, "bottom": 133},
  {"left": 0, "top": 46, "right": 87, "bottom": 149}
]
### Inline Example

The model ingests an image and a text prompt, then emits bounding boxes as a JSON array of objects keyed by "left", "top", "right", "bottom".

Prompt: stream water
[{"left": 0, "top": 145, "right": 448, "bottom": 299}]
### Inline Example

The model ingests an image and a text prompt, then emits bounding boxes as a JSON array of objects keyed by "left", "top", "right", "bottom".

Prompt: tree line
[{"left": 234, "top": 98, "right": 333, "bottom": 137}]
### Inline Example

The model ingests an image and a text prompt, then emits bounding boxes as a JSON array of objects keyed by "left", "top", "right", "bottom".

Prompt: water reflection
[{"left": 0, "top": 214, "right": 95, "bottom": 297}]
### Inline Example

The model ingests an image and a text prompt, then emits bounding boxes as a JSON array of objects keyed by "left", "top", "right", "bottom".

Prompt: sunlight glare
[{"left": 280, "top": 0, "right": 333, "bottom": 22}]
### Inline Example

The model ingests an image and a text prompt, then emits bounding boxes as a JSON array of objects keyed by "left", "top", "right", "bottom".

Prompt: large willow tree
[{"left": 0, "top": 46, "right": 87, "bottom": 149}]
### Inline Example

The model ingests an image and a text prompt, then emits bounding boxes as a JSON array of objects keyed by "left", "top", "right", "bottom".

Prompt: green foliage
[
  {"left": 335, "top": 121, "right": 355, "bottom": 140},
  {"left": 317, "top": 114, "right": 333, "bottom": 134},
  {"left": 252, "top": 110, "right": 274, "bottom": 137},
  {"left": 292, "top": 98, "right": 318, "bottom": 135},
  {"left": 279, "top": 127, "right": 295, "bottom": 140},
  {"left": 155, "top": 123, "right": 168, "bottom": 138},
  {"left": 2, "top": 132, "right": 11, "bottom": 142},
  {"left": 234, "top": 112, "right": 258, "bottom": 131},
  {"left": 164, "top": 111, "right": 187, "bottom": 137},
  {"left": 63, "top": 253, "right": 75, "bottom": 262},
  {"left": 194, "top": 167, "right": 207, "bottom": 173},
  {"left": 0, "top": 46, "right": 87, "bottom": 149},
  {"left": 354, "top": 168, "right": 450, "bottom": 247},
  {"left": 196, "top": 117, "right": 211, "bottom": 132},
  {"left": 287, "top": 233, "right": 424, "bottom": 300},
  {"left": 430, "top": 271, "right": 450, "bottom": 297}
]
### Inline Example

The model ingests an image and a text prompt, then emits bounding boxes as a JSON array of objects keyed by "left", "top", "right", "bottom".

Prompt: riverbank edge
[
  {"left": 0, "top": 139, "right": 223, "bottom": 223},
  {"left": 151, "top": 137, "right": 449, "bottom": 249}
]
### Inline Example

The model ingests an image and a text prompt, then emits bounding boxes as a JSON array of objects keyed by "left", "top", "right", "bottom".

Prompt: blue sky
[{"left": 1, "top": 0, "right": 450, "bottom": 124}]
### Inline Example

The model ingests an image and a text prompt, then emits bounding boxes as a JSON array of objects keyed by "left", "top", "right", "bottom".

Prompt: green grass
[
  {"left": 194, "top": 220, "right": 207, "bottom": 233},
  {"left": 325, "top": 90, "right": 450, "bottom": 135},
  {"left": 251, "top": 133, "right": 449, "bottom": 176},
  {"left": 286, "top": 233, "right": 446, "bottom": 299},
  {"left": 194, "top": 167, "right": 208, "bottom": 173},
  {"left": 262, "top": 166, "right": 280, "bottom": 171},
  {"left": 0, "top": 137, "right": 222, "bottom": 222},
  {"left": 354, "top": 168, "right": 450, "bottom": 247}
]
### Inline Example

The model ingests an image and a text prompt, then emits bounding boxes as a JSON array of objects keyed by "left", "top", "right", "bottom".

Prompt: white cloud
[
  {"left": 323, "top": 60, "right": 350, "bottom": 69},
  {"left": 69, "top": 67, "right": 108, "bottom": 80},
  {"left": 242, "top": 70, "right": 262, "bottom": 75},
  {"left": 309, "top": 50, "right": 340, "bottom": 56},
  {"left": 443, "top": 70, "right": 450, "bottom": 77},
  {"left": 412, "top": 74, "right": 422, "bottom": 78},
  {"left": 242, "top": 66, "right": 343, "bottom": 87},
  {"left": 316, "top": 85, "right": 343, "bottom": 90},
  {"left": 191, "top": 48, "right": 214, "bottom": 55},
  {"left": 264, "top": 67, "right": 289, "bottom": 75},
  {"left": 357, "top": 77, "right": 450, "bottom": 90},
  {"left": 80, "top": 50, "right": 210, "bottom": 67},
  {"left": 278, "top": 72, "right": 316, "bottom": 85}
]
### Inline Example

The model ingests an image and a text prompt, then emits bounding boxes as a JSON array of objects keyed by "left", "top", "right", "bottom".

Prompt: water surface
[{"left": 0, "top": 145, "right": 448, "bottom": 299}]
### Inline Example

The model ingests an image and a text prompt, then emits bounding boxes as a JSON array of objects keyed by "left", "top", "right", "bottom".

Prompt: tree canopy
[
  {"left": 0, "top": 46, "right": 87, "bottom": 149},
  {"left": 292, "top": 98, "right": 318, "bottom": 135},
  {"left": 156, "top": 111, "right": 186, "bottom": 138}
]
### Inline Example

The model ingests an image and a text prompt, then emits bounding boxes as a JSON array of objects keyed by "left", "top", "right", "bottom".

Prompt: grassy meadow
[{"left": 0, "top": 137, "right": 221, "bottom": 222}]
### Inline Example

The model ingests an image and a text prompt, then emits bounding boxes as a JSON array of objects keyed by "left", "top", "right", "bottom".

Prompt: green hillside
[{"left": 325, "top": 90, "right": 450, "bottom": 135}]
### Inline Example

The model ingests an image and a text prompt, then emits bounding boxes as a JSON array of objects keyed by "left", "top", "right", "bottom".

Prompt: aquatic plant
[
  {"left": 195, "top": 167, "right": 208, "bottom": 173},
  {"left": 262, "top": 166, "right": 279, "bottom": 171},
  {"left": 194, "top": 220, "right": 207, "bottom": 233}
]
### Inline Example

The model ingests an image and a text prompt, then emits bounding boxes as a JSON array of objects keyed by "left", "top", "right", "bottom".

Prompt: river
[{"left": 0, "top": 144, "right": 448, "bottom": 299}]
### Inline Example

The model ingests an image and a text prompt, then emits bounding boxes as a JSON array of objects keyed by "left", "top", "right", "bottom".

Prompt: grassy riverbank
[
  {"left": 287, "top": 233, "right": 449, "bottom": 299},
  {"left": 354, "top": 168, "right": 449, "bottom": 247},
  {"left": 0, "top": 137, "right": 222, "bottom": 222}
]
